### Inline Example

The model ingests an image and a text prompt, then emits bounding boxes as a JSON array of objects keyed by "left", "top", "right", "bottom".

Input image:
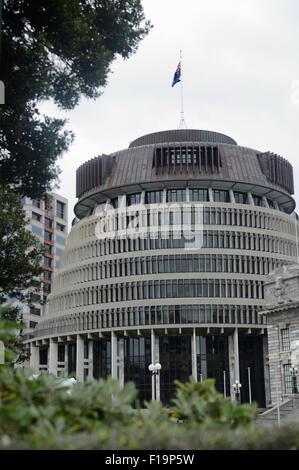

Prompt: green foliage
[
  {"left": 171, "top": 377, "right": 255, "bottom": 428},
  {"left": 0, "top": 0, "right": 152, "bottom": 198},
  {"left": 0, "top": 365, "right": 298, "bottom": 450},
  {"left": 0, "top": 368, "right": 137, "bottom": 443},
  {"left": 0, "top": 305, "right": 28, "bottom": 365},
  {"left": 0, "top": 188, "right": 45, "bottom": 304},
  {"left": 0, "top": 189, "right": 46, "bottom": 364}
]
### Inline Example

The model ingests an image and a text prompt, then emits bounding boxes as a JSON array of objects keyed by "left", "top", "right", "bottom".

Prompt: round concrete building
[{"left": 26, "top": 129, "right": 298, "bottom": 408}]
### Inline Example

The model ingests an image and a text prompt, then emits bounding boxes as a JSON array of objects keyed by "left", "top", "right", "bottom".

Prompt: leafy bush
[
  {"left": 0, "top": 366, "right": 299, "bottom": 450},
  {"left": 0, "top": 305, "right": 28, "bottom": 365},
  {"left": 0, "top": 367, "right": 137, "bottom": 441},
  {"left": 0, "top": 307, "right": 298, "bottom": 450},
  {"left": 0, "top": 364, "right": 258, "bottom": 450},
  {"left": 171, "top": 377, "right": 255, "bottom": 428}
]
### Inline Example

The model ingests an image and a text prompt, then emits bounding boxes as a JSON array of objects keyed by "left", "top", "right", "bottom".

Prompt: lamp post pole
[
  {"left": 275, "top": 365, "right": 281, "bottom": 427},
  {"left": 233, "top": 380, "right": 242, "bottom": 405},
  {"left": 248, "top": 367, "right": 252, "bottom": 404},
  {"left": 148, "top": 363, "right": 162, "bottom": 401}
]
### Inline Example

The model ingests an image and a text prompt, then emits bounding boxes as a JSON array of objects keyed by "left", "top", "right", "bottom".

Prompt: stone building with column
[
  {"left": 260, "top": 264, "right": 299, "bottom": 404},
  {"left": 23, "top": 129, "right": 298, "bottom": 408}
]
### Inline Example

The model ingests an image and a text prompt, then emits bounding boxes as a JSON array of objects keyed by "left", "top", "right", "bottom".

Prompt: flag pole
[{"left": 179, "top": 50, "right": 187, "bottom": 129}]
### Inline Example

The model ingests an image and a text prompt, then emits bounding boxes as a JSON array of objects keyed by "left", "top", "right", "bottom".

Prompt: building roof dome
[{"left": 129, "top": 129, "right": 237, "bottom": 148}]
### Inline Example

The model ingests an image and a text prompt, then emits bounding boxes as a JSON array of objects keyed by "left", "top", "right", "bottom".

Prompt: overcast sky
[{"left": 39, "top": 0, "right": 299, "bottom": 228}]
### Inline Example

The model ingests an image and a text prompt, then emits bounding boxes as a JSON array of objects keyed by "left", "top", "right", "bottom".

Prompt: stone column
[
  {"left": 191, "top": 328, "right": 198, "bottom": 381},
  {"left": 29, "top": 343, "right": 39, "bottom": 372},
  {"left": 88, "top": 339, "right": 93, "bottom": 381},
  {"left": 233, "top": 328, "right": 240, "bottom": 382},
  {"left": 248, "top": 192, "right": 254, "bottom": 205},
  {"left": 228, "top": 329, "right": 240, "bottom": 401},
  {"left": 263, "top": 196, "right": 269, "bottom": 208},
  {"left": 186, "top": 187, "right": 190, "bottom": 202},
  {"left": 268, "top": 325, "right": 283, "bottom": 405},
  {"left": 111, "top": 331, "right": 118, "bottom": 379},
  {"left": 228, "top": 335, "right": 234, "bottom": 399},
  {"left": 151, "top": 329, "right": 160, "bottom": 400},
  {"left": 263, "top": 334, "right": 271, "bottom": 406},
  {"left": 49, "top": 338, "right": 58, "bottom": 376},
  {"left": 76, "top": 334, "right": 84, "bottom": 382},
  {"left": 228, "top": 189, "right": 234, "bottom": 204}
]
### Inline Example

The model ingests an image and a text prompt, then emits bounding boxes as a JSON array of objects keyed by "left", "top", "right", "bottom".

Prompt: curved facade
[{"left": 26, "top": 129, "right": 298, "bottom": 407}]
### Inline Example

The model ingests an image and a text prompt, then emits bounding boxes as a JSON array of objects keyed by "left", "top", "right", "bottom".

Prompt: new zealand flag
[{"left": 172, "top": 62, "right": 181, "bottom": 87}]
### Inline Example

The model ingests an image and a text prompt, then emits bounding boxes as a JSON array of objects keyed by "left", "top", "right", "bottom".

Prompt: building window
[
  {"left": 267, "top": 198, "right": 275, "bottom": 209},
  {"left": 56, "top": 247, "right": 64, "bottom": 256},
  {"left": 56, "top": 222, "right": 65, "bottom": 232},
  {"left": 145, "top": 190, "right": 163, "bottom": 204},
  {"left": 93, "top": 340, "right": 111, "bottom": 379},
  {"left": 167, "top": 189, "right": 186, "bottom": 203},
  {"left": 281, "top": 328, "right": 290, "bottom": 352},
  {"left": 43, "top": 283, "right": 51, "bottom": 294},
  {"left": 58, "top": 345, "right": 65, "bottom": 362},
  {"left": 44, "top": 244, "right": 52, "bottom": 254},
  {"left": 45, "top": 218, "right": 53, "bottom": 229},
  {"left": 56, "top": 234, "right": 66, "bottom": 245},
  {"left": 32, "top": 212, "right": 42, "bottom": 222},
  {"left": 234, "top": 191, "right": 248, "bottom": 204},
  {"left": 124, "top": 337, "right": 152, "bottom": 404},
  {"left": 39, "top": 348, "right": 48, "bottom": 365},
  {"left": 84, "top": 341, "right": 89, "bottom": 360},
  {"left": 127, "top": 193, "right": 141, "bottom": 206},
  {"left": 43, "top": 271, "right": 52, "bottom": 281},
  {"left": 30, "top": 307, "right": 41, "bottom": 316},
  {"left": 213, "top": 190, "right": 230, "bottom": 203},
  {"left": 159, "top": 335, "right": 192, "bottom": 405},
  {"left": 283, "top": 364, "right": 293, "bottom": 394},
  {"left": 252, "top": 195, "right": 264, "bottom": 207},
  {"left": 44, "top": 231, "right": 52, "bottom": 242},
  {"left": 29, "top": 321, "right": 38, "bottom": 329},
  {"left": 68, "top": 343, "right": 76, "bottom": 376},
  {"left": 110, "top": 197, "right": 119, "bottom": 209},
  {"left": 32, "top": 199, "right": 41, "bottom": 208},
  {"left": 189, "top": 189, "right": 209, "bottom": 202},
  {"left": 56, "top": 200, "right": 65, "bottom": 219},
  {"left": 31, "top": 293, "right": 41, "bottom": 301},
  {"left": 31, "top": 225, "right": 43, "bottom": 236},
  {"left": 44, "top": 256, "right": 52, "bottom": 268}
]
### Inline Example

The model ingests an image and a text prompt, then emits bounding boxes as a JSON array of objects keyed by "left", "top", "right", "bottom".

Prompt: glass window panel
[
  {"left": 234, "top": 191, "right": 248, "bottom": 205},
  {"left": 213, "top": 189, "right": 230, "bottom": 203},
  {"left": 281, "top": 328, "right": 290, "bottom": 352},
  {"left": 189, "top": 189, "right": 209, "bottom": 202}
]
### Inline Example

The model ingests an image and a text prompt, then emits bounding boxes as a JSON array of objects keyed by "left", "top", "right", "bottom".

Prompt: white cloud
[{"left": 39, "top": 0, "right": 299, "bottom": 226}]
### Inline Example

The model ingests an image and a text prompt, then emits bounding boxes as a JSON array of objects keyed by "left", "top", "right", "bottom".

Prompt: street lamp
[
  {"left": 290, "top": 364, "right": 298, "bottom": 394},
  {"left": 233, "top": 380, "right": 242, "bottom": 405},
  {"left": 148, "top": 363, "right": 161, "bottom": 401}
]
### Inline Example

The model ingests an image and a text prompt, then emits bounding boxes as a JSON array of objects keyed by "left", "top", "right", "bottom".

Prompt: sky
[{"left": 39, "top": 0, "right": 299, "bottom": 229}]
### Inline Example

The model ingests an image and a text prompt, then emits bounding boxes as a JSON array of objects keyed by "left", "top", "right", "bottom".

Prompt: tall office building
[
  {"left": 25, "top": 129, "right": 298, "bottom": 407},
  {"left": 20, "top": 192, "right": 68, "bottom": 334}
]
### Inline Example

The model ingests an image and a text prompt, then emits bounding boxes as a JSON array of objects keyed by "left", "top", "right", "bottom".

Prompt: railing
[{"left": 257, "top": 398, "right": 293, "bottom": 421}]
